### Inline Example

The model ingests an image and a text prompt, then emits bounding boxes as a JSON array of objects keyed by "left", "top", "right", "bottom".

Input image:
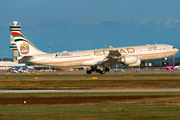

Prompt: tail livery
[{"left": 11, "top": 31, "right": 45, "bottom": 56}]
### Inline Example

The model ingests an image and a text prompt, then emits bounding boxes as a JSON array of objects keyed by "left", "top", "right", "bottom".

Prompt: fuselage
[{"left": 28, "top": 44, "right": 179, "bottom": 67}]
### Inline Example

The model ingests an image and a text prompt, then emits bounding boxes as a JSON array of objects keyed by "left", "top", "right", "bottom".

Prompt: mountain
[
  {"left": 0, "top": 25, "right": 12, "bottom": 57},
  {"left": 1, "top": 18, "right": 180, "bottom": 57}
]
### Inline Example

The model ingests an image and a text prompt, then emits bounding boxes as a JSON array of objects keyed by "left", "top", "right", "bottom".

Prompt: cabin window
[
  {"left": 72, "top": 56, "right": 81, "bottom": 58},
  {"left": 55, "top": 54, "right": 61, "bottom": 57},
  {"left": 82, "top": 55, "right": 90, "bottom": 57}
]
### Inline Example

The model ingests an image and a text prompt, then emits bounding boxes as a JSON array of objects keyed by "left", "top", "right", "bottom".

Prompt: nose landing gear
[
  {"left": 162, "top": 62, "right": 166, "bottom": 65},
  {"left": 162, "top": 58, "right": 167, "bottom": 65}
]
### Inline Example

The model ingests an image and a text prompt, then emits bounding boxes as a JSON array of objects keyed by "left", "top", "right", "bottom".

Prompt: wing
[
  {"left": 99, "top": 46, "right": 141, "bottom": 67},
  {"left": 99, "top": 46, "right": 121, "bottom": 66}
]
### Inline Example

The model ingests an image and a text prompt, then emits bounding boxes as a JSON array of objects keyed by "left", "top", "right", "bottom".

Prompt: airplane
[
  {"left": 11, "top": 62, "right": 29, "bottom": 73},
  {"left": 10, "top": 30, "right": 179, "bottom": 74},
  {"left": 174, "top": 65, "right": 180, "bottom": 70},
  {"left": 13, "top": 62, "right": 28, "bottom": 70},
  {"left": 164, "top": 65, "right": 180, "bottom": 70},
  {"left": 113, "top": 68, "right": 124, "bottom": 72},
  {"left": 164, "top": 66, "right": 175, "bottom": 70}
]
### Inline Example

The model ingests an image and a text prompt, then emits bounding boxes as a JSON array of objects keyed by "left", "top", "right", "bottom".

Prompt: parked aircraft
[
  {"left": 174, "top": 65, "right": 180, "bottom": 70},
  {"left": 10, "top": 30, "right": 179, "bottom": 74},
  {"left": 164, "top": 65, "right": 180, "bottom": 70},
  {"left": 113, "top": 69, "right": 124, "bottom": 72},
  {"left": 12, "top": 62, "right": 29, "bottom": 73},
  {"left": 13, "top": 62, "right": 28, "bottom": 70},
  {"left": 164, "top": 66, "right": 175, "bottom": 70}
]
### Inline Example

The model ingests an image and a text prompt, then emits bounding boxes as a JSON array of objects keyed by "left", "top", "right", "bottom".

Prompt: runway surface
[{"left": 1, "top": 88, "right": 180, "bottom": 93}]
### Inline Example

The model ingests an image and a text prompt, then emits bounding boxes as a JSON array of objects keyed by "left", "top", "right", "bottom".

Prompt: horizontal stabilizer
[{"left": 17, "top": 56, "right": 35, "bottom": 61}]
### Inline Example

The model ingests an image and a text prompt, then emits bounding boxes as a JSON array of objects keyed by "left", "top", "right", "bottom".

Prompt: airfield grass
[
  {"left": 0, "top": 72, "right": 180, "bottom": 89},
  {"left": 1, "top": 104, "right": 180, "bottom": 120},
  {"left": 1, "top": 79, "right": 180, "bottom": 89},
  {"left": 0, "top": 92, "right": 180, "bottom": 119},
  {"left": 0, "top": 73, "right": 180, "bottom": 119}
]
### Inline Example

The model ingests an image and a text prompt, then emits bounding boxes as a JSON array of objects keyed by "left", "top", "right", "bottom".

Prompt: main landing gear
[
  {"left": 86, "top": 66, "right": 109, "bottom": 74},
  {"left": 162, "top": 58, "right": 167, "bottom": 65}
]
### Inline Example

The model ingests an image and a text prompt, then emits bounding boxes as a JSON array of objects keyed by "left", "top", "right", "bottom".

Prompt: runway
[{"left": 1, "top": 88, "right": 180, "bottom": 93}]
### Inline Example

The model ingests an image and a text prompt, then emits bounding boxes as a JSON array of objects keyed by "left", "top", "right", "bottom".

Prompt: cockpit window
[{"left": 173, "top": 47, "right": 176, "bottom": 49}]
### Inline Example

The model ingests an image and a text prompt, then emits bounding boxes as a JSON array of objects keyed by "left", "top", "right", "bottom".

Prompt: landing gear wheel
[
  {"left": 86, "top": 70, "right": 92, "bottom": 74},
  {"left": 96, "top": 69, "right": 101, "bottom": 73},
  {"left": 105, "top": 68, "right": 110, "bottom": 72},
  {"left": 162, "top": 62, "right": 166, "bottom": 65},
  {"left": 100, "top": 70, "right": 105, "bottom": 74}
]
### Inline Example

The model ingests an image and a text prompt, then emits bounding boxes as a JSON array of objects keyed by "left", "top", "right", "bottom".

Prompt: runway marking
[{"left": 1, "top": 88, "right": 180, "bottom": 93}]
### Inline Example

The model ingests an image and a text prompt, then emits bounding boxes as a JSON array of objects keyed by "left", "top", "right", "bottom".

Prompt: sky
[{"left": 1, "top": 0, "right": 180, "bottom": 26}]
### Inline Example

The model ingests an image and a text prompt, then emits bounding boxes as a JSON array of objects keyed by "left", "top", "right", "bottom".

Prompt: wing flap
[
  {"left": 98, "top": 46, "right": 121, "bottom": 66},
  {"left": 107, "top": 46, "right": 121, "bottom": 58},
  {"left": 108, "top": 50, "right": 121, "bottom": 56}
]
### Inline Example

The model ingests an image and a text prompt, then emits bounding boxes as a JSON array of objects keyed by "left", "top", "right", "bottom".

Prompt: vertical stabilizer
[{"left": 11, "top": 31, "right": 46, "bottom": 56}]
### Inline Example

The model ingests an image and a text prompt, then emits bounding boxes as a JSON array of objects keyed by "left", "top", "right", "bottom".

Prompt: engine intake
[{"left": 119, "top": 55, "right": 141, "bottom": 67}]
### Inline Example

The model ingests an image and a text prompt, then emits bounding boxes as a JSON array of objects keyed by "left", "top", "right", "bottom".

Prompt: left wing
[
  {"left": 99, "top": 46, "right": 121, "bottom": 66},
  {"left": 108, "top": 46, "right": 121, "bottom": 57},
  {"left": 99, "top": 46, "right": 141, "bottom": 67}
]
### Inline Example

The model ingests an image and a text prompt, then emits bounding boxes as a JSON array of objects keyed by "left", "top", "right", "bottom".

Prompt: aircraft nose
[{"left": 176, "top": 48, "right": 179, "bottom": 53}]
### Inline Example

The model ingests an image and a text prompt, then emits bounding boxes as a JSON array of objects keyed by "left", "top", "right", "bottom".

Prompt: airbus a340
[{"left": 11, "top": 29, "right": 179, "bottom": 74}]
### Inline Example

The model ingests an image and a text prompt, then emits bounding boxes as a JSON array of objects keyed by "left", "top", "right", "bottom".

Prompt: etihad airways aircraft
[{"left": 11, "top": 30, "right": 179, "bottom": 74}]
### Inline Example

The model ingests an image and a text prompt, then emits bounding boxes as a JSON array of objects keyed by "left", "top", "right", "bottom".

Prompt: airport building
[
  {"left": 0, "top": 21, "right": 26, "bottom": 71},
  {"left": 0, "top": 61, "right": 25, "bottom": 71},
  {"left": 9, "top": 21, "right": 21, "bottom": 63}
]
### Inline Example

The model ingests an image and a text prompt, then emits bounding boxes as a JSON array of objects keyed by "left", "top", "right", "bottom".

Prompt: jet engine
[
  {"left": 128, "top": 58, "right": 141, "bottom": 67},
  {"left": 119, "top": 55, "right": 141, "bottom": 67}
]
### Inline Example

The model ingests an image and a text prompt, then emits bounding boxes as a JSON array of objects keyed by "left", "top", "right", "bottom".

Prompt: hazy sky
[{"left": 1, "top": 0, "right": 180, "bottom": 26}]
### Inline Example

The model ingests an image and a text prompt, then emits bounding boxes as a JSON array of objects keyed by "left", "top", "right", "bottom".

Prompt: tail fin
[{"left": 11, "top": 31, "right": 46, "bottom": 56}]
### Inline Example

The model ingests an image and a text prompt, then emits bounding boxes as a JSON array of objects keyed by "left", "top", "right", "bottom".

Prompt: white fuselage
[{"left": 29, "top": 44, "right": 179, "bottom": 67}]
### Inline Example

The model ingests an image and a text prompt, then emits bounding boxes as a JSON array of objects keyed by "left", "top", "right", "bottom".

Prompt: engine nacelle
[
  {"left": 120, "top": 55, "right": 138, "bottom": 64},
  {"left": 128, "top": 58, "right": 141, "bottom": 67}
]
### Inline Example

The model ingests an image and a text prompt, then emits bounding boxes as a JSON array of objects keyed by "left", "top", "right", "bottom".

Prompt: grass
[
  {"left": 1, "top": 72, "right": 180, "bottom": 77},
  {"left": 1, "top": 97, "right": 180, "bottom": 119},
  {"left": 0, "top": 79, "right": 180, "bottom": 89},
  {"left": 0, "top": 73, "right": 180, "bottom": 119},
  {"left": 1, "top": 72, "right": 180, "bottom": 89}
]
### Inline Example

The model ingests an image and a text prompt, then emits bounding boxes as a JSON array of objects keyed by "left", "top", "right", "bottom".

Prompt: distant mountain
[
  {"left": 0, "top": 25, "right": 12, "bottom": 57},
  {"left": 1, "top": 18, "right": 180, "bottom": 57},
  {"left": 158, "top": 18, "right": 180, "bottom": 31}
]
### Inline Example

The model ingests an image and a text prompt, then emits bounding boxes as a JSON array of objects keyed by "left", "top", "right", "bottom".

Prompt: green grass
[
  {"left": 0, "top": 79, "right": 180, "bottom": 89},
  {"left": 1, "top": 72, "right": 180, "bottom": 77},
  {"left": 1, "top": 72, "right": 180, "bottom": 89},
  {"left": 0, "top": 73, "right": 180, "bottom": 119},
  {"left": 0, "top": 101, "right": 180, "bottom": 119}
]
